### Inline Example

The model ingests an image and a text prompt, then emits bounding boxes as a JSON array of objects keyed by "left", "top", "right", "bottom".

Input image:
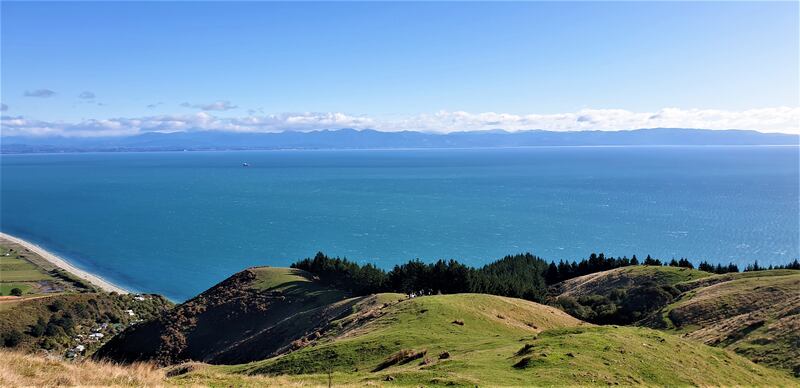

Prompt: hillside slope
[
  {"left": 0, "top": 292, "right": 171, "bottom": 357},
  {"left": 646, "top": 270, "right": 800, "bottom": 374},
  {"left": 551, "top": 266, "right": 800, "bottom": 374},
  {"left": 90, "top": 265, "right": 799, "bottom": 386},
  {"left": 0, "top": 349, "right": 328, "bottom": 387},
  {"left": 202, "top": 294, "right": 793, "bottom": 387},
  {"left": 548, "top": 266, "right": 710, "bottom": 324},
  {"left": 550, "top": 266, "right": 710, "bottom": 298},
  {"left": 95, "top": 267, "right": 355, "bottom": 365}
]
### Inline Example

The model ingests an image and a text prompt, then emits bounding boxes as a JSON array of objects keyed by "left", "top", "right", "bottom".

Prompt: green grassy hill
[
  {"left": 548, "top": 266, "right": 710, "bottom": 324},
  {"left": 646, "top": 269, "right": 800, "bottom": 374},
  {"left": 196, "top": 294, "right": 791, "bottom": 387},
  {"left": 233, "top": 293, "right": 584, "bottom": 379},
  {"left": 551, "top": 266, "right": 800, "bottom": 375},
  {"left": 89, "top": 266, "right": 797, "bottom": 386},
  {"left": 551, "top": 265, "right": 711, "bottom": 298}
]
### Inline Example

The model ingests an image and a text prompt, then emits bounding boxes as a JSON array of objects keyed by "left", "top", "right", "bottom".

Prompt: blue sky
[{"left": 1, "top": 1, "right": 798, "bottom": 135}]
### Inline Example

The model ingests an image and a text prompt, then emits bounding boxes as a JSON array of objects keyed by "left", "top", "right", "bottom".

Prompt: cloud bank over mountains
[{"left": 1, "top": 107, "right": 798, "bottom": 137}]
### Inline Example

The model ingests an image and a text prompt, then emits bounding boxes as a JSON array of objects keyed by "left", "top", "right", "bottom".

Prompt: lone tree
[{"left": 9, "top": 288, "right": 23, "bottom": 296}]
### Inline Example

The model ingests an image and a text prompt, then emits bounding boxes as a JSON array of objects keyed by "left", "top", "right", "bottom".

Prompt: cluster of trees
[
  {"left": 290, "top": 253, "right": 387, "bottom": 295},
  {"left": 291, "top": 252, "right": 549, "bottom": 302},
  {"left": 544, "top": 254, "right": 672, "bottom": 284},
  {"left": 697, "top": 261, "right": 740, "bottom": 274},
  {"left": 545, "top": 254, "right": 701, "bottom": 284},
  {"left": 29, "top": 300, "right": 79, "bottom": 341},
  {"left": 0, "top": 294, "right": 171, "bottom": 353},
  {"left": 744, "top": 259, "right": 800, "bottom": 272},
  {"left": 696, "top": 259, "right": 800, "bottom": 274},
  {"left": 293, "top": 252, "right": 800, "bottom": 304}
]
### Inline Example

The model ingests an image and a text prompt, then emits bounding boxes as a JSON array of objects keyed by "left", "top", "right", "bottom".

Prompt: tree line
[
  {"left": 291, "top": 252, "right": 800, "bottom": 303},
  {"left": 292, "top": 252, "right": 549, "bottom": 301}
]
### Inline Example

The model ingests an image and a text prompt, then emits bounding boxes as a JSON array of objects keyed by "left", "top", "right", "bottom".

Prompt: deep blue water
[{"left": 1, "top": 147, "right": 798, "bottom": 301}]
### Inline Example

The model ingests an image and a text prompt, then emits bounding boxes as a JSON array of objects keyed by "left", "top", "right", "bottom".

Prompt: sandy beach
[{"left": 0, "top": 232, "right": 129, "bottom": 294}]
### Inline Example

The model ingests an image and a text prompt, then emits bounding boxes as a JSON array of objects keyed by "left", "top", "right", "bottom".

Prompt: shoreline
[{"left": 0, "top": 232, "right": 129, "bottom": 294}]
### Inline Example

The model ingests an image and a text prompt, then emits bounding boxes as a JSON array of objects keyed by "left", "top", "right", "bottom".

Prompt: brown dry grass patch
[{"left": 0, "top": 349, "right": 164, "bottom": 387}]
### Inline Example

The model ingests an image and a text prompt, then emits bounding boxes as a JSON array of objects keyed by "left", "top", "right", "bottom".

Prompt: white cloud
[
  {"left": 78, "top": 91, "right": 96, "bottom": 99},
  {"left": 181, "top": 100, "right": 238, "bottom": 111},
  {"left": 1, "top": 107, "right": 798, "bottom": 137},
  {"left": 379, "top": 107, "right": 800, "bottom": 134}
]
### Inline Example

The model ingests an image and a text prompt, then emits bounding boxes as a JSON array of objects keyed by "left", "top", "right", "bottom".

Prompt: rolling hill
[
  {"left": 647, "top": 270, "right": 800, "bottom": 374},
  {"left": 90, "top": 266, "right": 797, "bottom": 386},
  {"left": 550, "top": 266, "right": 800, "bottom": 375},
  {"left": 94, "top": 267, "right": 350, "bottom": 364},
  {"left": 548, "top": 266, "right": 711, "bottom": 324}
]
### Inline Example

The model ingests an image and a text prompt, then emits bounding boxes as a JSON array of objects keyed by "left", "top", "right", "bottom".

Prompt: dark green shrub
[{"left": 2, "top": 329, "right": 23, "bottom": 347}]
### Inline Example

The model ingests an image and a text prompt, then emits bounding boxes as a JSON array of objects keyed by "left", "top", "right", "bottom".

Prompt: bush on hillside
[
  {"left": 554, "top": 282, "right": 680, "bottom": 325},
  {"left": 2, "top": 329, "right": 23, "bottom": 347}
]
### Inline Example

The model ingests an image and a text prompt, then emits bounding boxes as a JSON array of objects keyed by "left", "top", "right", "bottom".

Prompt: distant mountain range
[{"left": 1, "top": 128, "right": 797, "bottom": 153}]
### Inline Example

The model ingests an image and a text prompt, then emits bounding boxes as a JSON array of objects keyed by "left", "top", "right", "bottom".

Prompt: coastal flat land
[
  {"left": 0, "top": 244, "right": 87, "bottom": 311},
  {"left": 0, "top": 233, "right": 127, "bottom": 303}
]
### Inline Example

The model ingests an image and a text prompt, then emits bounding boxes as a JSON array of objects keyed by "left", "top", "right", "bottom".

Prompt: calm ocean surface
[{"left": 1, "top": 147, "right": 798, "bottom": 301}]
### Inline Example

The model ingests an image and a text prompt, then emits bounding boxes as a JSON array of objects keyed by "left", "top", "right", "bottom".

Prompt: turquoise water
[{"left": 1, "top": 147, "right": 798, "bottom": 301}]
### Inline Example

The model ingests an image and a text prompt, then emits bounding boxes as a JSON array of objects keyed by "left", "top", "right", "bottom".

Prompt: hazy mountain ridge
[{"left": 2, "top": 128, "right": 797, "bottom": 153}]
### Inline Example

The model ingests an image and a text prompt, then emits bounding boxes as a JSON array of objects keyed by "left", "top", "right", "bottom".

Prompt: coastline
[{"left": 0, "top": 232, "right": 129, "bottom": 294}]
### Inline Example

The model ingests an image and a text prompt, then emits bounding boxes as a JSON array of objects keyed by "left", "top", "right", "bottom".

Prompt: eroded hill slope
[
  {"left": 648, "top": 270, "right": 799, "bottom": 374},
  {"left": 551, "top": 266, "right": 800, "bottom": 374},
  {"left": 95, "top": 267, "right": 353, "bottom": 365}
]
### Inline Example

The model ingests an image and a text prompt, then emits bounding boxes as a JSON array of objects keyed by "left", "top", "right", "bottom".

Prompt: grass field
[
  {"left": 0, "top": 249, "right": 54, "bottom": 296},
  {"left": 651, "top": 270, "right": 800, "bottom": 373},
  {"left": 0, "top": 256, "right": 51, "bottom": 282},
  {"left": 204, "top": 292, "right": 794, "bottom": 386},
  {"left": 249, "top": 267, "right": 343, "bottom": 301},
  {"left": 0, "top": 283, "right": 33, "bottom": 296},
  {"left": 0, "top": 244, "right": 96, "bottom": 297}
]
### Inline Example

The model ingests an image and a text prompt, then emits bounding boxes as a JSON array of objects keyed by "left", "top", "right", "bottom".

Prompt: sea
[{"left": 1, "top": 146, "right": 797, "bottom": 301}]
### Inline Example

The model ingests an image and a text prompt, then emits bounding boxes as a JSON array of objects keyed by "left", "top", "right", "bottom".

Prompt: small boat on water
[{"left": 242, "top": 162, "right": 250, "bottom": 167}]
